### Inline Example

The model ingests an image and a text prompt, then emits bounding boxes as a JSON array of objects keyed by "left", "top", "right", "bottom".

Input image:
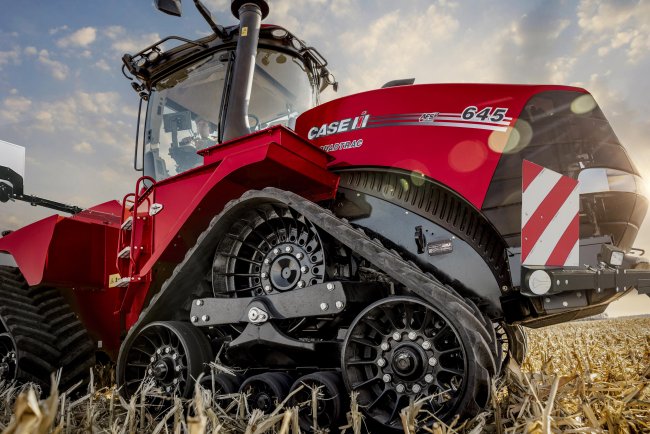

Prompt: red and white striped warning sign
[{"left": 522, "top": 160, "right": 579, "bottom": 267}]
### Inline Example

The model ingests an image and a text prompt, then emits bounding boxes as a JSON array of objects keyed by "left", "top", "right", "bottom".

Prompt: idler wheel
[
  {"left": 119, "top": 321, "right": 213, "bottom": 399},
  {"left": 240, "top": 372, "right": 293, "bottom": 414},
  {"left": 288, "top": 371, "right": 346, "bottom": 433}
]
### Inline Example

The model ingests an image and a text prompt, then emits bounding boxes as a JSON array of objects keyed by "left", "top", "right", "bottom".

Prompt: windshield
[{"left": 143, "top": 48, "right": 317, "bottom": 181}]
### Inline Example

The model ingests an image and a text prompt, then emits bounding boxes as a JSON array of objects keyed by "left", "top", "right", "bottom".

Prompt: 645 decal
[{"left": 461, "top": 106, "right": 509, "bottom": 123}]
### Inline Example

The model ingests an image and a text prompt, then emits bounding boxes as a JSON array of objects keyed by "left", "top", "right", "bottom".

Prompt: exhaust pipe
[{"left": 222, "top": 0, "right": 269, "bottom": 142}]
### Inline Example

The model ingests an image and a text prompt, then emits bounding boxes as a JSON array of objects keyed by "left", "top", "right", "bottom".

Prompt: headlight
[{"left": 528, "top": 269, "right": 552, "bottom": 295}]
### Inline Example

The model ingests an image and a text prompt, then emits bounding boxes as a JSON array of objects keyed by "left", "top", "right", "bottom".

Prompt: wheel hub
[
  {"left": 260, "top": 242, "right": 321, "bottom": 293},
  {"left": 148, "top": 346, "right": 183, "bottom": 390},
  {"left": 391, "top": 346, "right": 423, "bottom": 379},
  {"left": 255, "top": 392, "right": 273, "bottom": 412}
]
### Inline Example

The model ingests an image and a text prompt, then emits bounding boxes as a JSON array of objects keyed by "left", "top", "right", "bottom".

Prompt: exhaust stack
[{"left": 222, "top": 0, "right": 270, "bottom": 142}]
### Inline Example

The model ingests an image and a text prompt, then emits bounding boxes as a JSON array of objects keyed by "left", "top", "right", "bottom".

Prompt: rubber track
[
  {"left": 0, "top": 266, "right": 95, "bottom": 391},
  {"left": 120, "top": 188, "right": 497, "bottom": 420}
]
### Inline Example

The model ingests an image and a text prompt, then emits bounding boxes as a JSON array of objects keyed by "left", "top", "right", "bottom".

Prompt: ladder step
[
  {"left": 115, "top": 277, "right": 131, "bottom": 287},
  {"left": 120, "top": 216, "right": 133, "bottom": 231},
  {"left": 117, "top": 246, "right": 131, "bottom": 259}
]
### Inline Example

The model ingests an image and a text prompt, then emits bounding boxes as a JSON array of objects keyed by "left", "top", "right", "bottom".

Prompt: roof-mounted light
[{"left": 270, "top": 28, "right": 288, "bottom": 39}]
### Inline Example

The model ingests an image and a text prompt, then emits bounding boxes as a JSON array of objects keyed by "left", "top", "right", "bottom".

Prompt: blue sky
[{"left": 1, "top": 0, "right": 650, "bottom": 315}]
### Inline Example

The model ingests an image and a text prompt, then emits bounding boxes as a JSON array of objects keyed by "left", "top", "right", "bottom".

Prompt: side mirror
[
  {"left": 155, "top": 0, "right": 182, "bottom": 17},
  {"left": 0, "top": 140, "right": 25, "bottom": 202}
]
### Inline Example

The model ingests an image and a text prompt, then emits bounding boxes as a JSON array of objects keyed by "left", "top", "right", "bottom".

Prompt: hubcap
[
  {"left": 392, "top": 346, "right": 423, "bottom": 379},
  {"left": 261, "top": 243, "right": 317, "bottom": 292}
]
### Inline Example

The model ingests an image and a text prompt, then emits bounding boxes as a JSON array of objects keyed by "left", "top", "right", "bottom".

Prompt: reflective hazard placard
[{"left": 521, "top": 160, "right": 579, "bottom": 267}]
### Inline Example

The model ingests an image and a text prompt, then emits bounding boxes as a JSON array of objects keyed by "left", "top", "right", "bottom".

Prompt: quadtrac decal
[{"left": 308, "top": 106, "right": 513, "bottom": 143}]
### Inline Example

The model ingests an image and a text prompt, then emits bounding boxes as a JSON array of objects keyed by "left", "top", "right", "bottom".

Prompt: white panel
[{"left": 0, "top": 140, "right": 25, "bottom": 178}]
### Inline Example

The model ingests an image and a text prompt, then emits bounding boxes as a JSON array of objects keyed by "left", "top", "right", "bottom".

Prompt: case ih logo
[{"left": 308, "top": 114, "right": 371, "bottom": 139}]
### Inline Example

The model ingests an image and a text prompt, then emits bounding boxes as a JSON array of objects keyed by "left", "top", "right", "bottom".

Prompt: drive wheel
[
  {"left": 342, "top": 296, "right": 490, "bottom": 429},
  {"left": 212, "top": 203, "right": 352, "bottom": 339},
  {"left": 119, "top": 321, "right": 212, "bottom": 399}
]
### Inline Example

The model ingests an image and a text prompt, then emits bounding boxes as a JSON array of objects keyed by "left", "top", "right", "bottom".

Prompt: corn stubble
[{"left": 0, "top": 317, "right": 648, "bottom": 433}]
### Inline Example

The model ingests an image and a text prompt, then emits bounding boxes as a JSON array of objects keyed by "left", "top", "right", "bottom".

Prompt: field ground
[{"left": 0, "top": 316, "right": 648, "bottom": 433}]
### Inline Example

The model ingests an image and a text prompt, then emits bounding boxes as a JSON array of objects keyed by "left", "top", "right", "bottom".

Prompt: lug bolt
[
  {"left": 172, "top": 353, "right": 178, "bottom": 360},
  {"left": 393, "top": 332, "right": 402, "bottom": 341},
  {"left": 202, "top": 315, "right": 210, "bottom": 322},
  {"left": 335, "top": 301, "right": 344, "bottom": 309},
  {"left": 376, "top": 358, "right": 386, "bottom": 367},
  {"left": 412, "top": 384, "right": 422, "bottom": 394},
  {"left": 166, "top": 386, "right": 171, "bottom": 393},
  {"left": 320, "top": 302, "right": 329, "bottom": 311},
  {"left": 165, "top": 347, "right": 170, "bottom": 354},
  {"left": 424, "top": 374, "right": 434, "bottom": 383},
  {"left": 148, "top": 369, "right": 153, "bottom": 375},
  {"left": 175, "top": 365, "right": 181, "bottom": 372},
  {"left": 264, "top": 285, "right": 272, "bottom": 293},
  {"left": 156, "top": 348, "right": 162, "bottom": 355},
  {"left": 273, "top": 248, "right": 280, "bottom": 255},
  {"left": 326, "top": 283, "right": 334, "bottom": 291},
  {"left": 150, "top": 356, "right": 155, "bottom": 362},
  {"left": 382, "top": 374, "right": 392, "bottom": 383},
  {"left": 191, "top": 315, "right": 198, "bottom": 323},
  {"left": 173, "top": 378, "right": 178, "bottom": 384},
  {"left": 428, "top": 357, "right": 437, "bottom": 367},
  {"left": 300, "top": 266, "right": 309, "bottom": 273},
  {"left": 380, "top": 342, "right": 390, "bottom": 351},
  {"left": 261, "top": 272, "right": 268, "bottom": 278},
  {"left": 396, "top": 384, "right": 406, "bottom": 393},
  {"left": 264, "top": 258, "right": 270, "bottom": 264},
  {"left": 297, "top": 280, "right": 306, "bottom": 288},
  {"left": 421, "top": 341, "right": 431, "bottom": 350},
  {"left": 285, "top": 246, "right": 293, "bottom": 253},
  {"left": 296, "top": 252, "right": 304, "bottom": 260},
  {"left": 195, "top": 299, "right": 203, "bottom": 306},
  {"left": 408, "top": 331, "right": 417, "bottom": 341}
]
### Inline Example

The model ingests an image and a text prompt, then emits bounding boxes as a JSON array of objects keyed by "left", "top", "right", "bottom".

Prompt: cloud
[
  {"left": 73, "top": 141, "right": 94, "bottom": 154},
  {"left": 338, "top": 2, "right": 459, "bottom": 92},
  {"left": 103, "top": 27, "right": 161, "bottom": 53},
  {"left": 56, "top": 27, "right": 97, "bottom": 48},
  {"left": 577, "top": 0, "right": 650, "bottom": 63},
  {"left": 0, "top": 95, "right": 32, "bottom": 124},
  {"left": 23, "top": 46, "right": 37, "bottom": 56},
  {"left": 94, "top": 59, "right": 111, "bottom": 71},
  {"left": 36, "top": 49, "right": 69, "bottom": 80},
  {"left": 546, "top": 57, "right": 577, "bottom": 84},
  {"left": 0, "top": 47, "right": 21, "bottom": 69},
  {"left": 49, "top": 25, "right": 69, "bottom": 36}
]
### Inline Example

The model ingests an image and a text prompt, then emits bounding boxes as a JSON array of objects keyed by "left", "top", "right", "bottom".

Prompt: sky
[{"left": 1, "top": 0, "right": 650, "bottom": 316}]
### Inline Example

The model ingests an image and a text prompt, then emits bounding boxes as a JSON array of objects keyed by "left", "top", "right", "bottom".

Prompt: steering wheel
[{"left": 247, "top": 114, "right": 260, "bottom": 130}]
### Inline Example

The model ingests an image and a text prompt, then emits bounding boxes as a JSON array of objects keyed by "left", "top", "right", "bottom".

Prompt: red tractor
[{"left": 1, "top": 0, "right": 649, "bottom": 430}]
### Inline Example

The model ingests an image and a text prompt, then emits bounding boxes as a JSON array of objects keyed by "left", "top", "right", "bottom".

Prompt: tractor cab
[{"left": 122, "top": 17, "right": 336, "bottom": 181}]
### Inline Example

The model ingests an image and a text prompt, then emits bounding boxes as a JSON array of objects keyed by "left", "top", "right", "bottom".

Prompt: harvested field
[{"left": 0, "top": 316, "right": 648, "bottom": 433}]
